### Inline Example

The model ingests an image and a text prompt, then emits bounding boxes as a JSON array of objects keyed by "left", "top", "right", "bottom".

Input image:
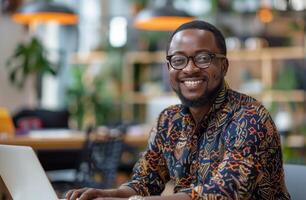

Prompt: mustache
[{"left": 179, "top": 74, "right": 209, "bottom": 82}]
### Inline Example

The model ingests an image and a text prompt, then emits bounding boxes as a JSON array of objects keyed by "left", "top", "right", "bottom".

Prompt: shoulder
[
  {"left": 227, "top": 89, "right": 271, "bottom": 123},
  {"left": 225, "top": 90, "right": 279, "bottom": 148}
]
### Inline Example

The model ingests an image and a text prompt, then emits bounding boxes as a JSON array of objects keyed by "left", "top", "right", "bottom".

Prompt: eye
[
  {"left": 171, "top": 55, "right": 187, "bottom": 66},
  {"left": 195, "top": 53, "right": 211, "bottom": 64}
]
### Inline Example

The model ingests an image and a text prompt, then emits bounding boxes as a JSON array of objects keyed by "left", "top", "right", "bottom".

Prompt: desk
[
  {"left": 0, "top": 134, "right": 148, "bottom": 150},
  {"left": 0, "top": 133, "right": 149, "bottom": 171}
]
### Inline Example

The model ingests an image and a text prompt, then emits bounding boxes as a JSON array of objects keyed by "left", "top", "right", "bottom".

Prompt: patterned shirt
[{"left": 123, "top": 83, "right": 291, "bottom": 200}]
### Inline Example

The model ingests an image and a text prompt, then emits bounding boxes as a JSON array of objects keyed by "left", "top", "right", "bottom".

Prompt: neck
[{"left": 189, "top": 104, "right": 211, "bottom": 125}]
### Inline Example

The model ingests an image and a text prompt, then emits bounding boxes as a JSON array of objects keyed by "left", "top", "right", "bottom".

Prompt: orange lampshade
[
  {"left": 257, "top": 8, "right": 273, "bottom": 23},
  {"left": 134, "top": 16, "right": 194, "bottom": 31},
  {"left": 12, "top": 2, "right": 78, "bottom": 25},
  {"left": 133, "top": 0, "right": 194, "bottom": 31}
]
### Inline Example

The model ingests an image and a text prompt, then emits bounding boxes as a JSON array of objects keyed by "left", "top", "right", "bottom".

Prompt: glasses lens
[
  {"left": 170, "top": 55, "right": 187, "bottom": 69},
  {"left": 194, "top": 53, "right": 211, "bottom": 68}
]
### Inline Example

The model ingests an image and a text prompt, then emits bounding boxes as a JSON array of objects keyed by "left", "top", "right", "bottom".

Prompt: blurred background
[{"left": 0, "top": 0, "right": 305, "bottom": 197}]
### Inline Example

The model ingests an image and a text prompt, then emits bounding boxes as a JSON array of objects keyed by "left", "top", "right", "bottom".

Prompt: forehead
[{"left": 168, "top": 29, "right": 219, "bottom": 54}]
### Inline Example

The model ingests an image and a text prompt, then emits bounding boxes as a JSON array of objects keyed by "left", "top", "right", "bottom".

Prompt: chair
[
  {"left": 12, "top": 108, "right": 69, "bottom": 134},
  {"left": 284, "top": 164, "right": 306, "bottom": 200},
  {"left": 52, "top": 128, "right": 124, "bottom": 198},
  {"left": 75, "top": 129, "right": 124, "bottom": 189}
]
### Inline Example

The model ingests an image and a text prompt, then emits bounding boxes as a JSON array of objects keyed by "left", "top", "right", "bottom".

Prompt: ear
[{"left": 221, "top": 58, "right": 229, "bottom": 77}]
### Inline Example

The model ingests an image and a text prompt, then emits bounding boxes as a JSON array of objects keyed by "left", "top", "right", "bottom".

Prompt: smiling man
[{"left": 66, "top": 20, "right": 290, "bottom": 200}]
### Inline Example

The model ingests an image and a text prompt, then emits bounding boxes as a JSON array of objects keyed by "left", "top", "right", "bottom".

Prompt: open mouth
[{"left": 183, "top": 80, "right": 203, "bottom": 88}]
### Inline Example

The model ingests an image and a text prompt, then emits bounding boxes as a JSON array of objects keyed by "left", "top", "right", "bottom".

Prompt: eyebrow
[{"left": 168, "top": 49, "right": 213, "bottom": 55}]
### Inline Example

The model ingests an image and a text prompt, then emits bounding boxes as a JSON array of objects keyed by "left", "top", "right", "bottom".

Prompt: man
[{"left": 66, "top": 20, "right": 290, "bottom": 200}]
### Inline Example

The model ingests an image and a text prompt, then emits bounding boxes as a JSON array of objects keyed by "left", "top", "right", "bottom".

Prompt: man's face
[{"left": 167, "top": 29, "right": 228, "bottom": 107}]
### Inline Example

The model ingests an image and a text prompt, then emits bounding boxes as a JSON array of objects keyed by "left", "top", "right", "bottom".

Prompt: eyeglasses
[{"left": 166, "top": 52, "right": 226, "bottom": 70}]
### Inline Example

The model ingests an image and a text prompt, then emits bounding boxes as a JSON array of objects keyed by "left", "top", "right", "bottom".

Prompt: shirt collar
[{"left": 210, "top": 80, "right": 228, "bottom": 111}]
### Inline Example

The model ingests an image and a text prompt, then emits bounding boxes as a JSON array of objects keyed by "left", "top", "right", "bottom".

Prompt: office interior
[{"left": 0, "top": 0, "right": 305, "bottom": 198}]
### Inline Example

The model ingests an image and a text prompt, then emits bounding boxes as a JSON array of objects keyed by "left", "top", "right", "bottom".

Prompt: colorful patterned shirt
[{"left": 123, "top": 83, "right": 290, "bottom": 200}]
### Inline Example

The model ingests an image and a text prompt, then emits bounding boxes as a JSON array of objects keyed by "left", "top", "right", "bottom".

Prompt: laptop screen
[{"left": 0, "top": 145, "right": 58, "bottom": 200}]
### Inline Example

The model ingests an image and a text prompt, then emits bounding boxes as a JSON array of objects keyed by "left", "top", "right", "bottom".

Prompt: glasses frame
[{"left": 166, "top": 52, "right": 226, "bottom": 70}]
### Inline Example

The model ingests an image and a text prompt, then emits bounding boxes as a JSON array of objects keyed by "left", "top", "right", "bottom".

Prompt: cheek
[
  {"left": 169, "top": 70, "right": 178, "bottom": 87},
  {"left": 210, "top": 61, "right": 225, "bottom": 80},
  {"left": 169, "top": 70, "right": 177, "bottom": 80},
  {"left": 207, "top": 69, "right": 223, "bottom": 87},
  {"left": 211, "top": 67, "right": 224, "bottom": 81},
  {"left": 213, "top": 73, "right": 221, "bottom": 80}
]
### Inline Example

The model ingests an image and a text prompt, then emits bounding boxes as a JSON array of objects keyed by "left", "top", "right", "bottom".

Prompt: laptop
[{"left": 0, "top": 144, "right": 64, "bottom": 200}]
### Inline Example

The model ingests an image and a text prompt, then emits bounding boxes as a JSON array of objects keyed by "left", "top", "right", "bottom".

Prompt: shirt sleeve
[
  {"left": 180, "top": 108, "right": 279, "bottom": 199},
  {"left": 121, "top": 119, "right": 170, "bottom": 196}
]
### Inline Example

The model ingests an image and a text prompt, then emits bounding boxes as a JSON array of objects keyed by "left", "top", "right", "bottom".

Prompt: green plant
[
  {"left": 283, "top": 146, "right": 306, "bottom": 164},
  {"left": 6, "top": 37, "right": 56, "bottom": 89},
  {"left": 269, "top": 66, "right": 298, "bottom": 115},
  {"left": 66, "top": 51, "right": 122, "bottom": 130},
  {"left": 273, "top": 66, "right": 298, "bottom": 90},
  {"left": 297, "top": 125, "right": 306, "bottom": 137}
]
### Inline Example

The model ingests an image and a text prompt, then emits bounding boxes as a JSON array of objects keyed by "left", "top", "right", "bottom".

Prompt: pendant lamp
[
  {"left": 134, "top": 0, "right": 194, "bottom": 31},
  {"left": 12, "top": 2, "right": 78, "bottom": 25}
]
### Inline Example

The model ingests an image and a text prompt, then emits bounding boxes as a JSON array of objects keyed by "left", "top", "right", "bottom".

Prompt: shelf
[
  {"left": 124, "top": 51, "right": 165, "bottom": 64},
  {"left": 70, "top": 51, "right": 106, "bottom": 65},
  {"left": 67, "top": 46, "right": 306, "bottom": 159},
  {"left": 247, "top": 90, "right": 306, "bottom": 102},
  {"left": 119, "top": 47, "right": 306, "bottom": 122},
  {"left": 123, "top": 47, "right": 305, "bottom": 63},
  {"left": 70, "top": 47, "right": 305, "bottom": 65},
  {"left": 286, "top": 135, "right": 306, "bottom": 148},
  {"left": 228, "top": 47, "right": 304, "bottom": 61},
  {"left": 125, "top": 90, "right": 306, "bottom": 104}
]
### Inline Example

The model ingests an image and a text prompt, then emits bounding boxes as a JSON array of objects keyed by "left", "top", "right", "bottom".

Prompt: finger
[
  {"left": 93, "top": 198, "right": 114, "bottom": 200},
  {"left": 65, "top": 189, "right": 76, "bottom": 200},
  {"left": 79, "top": 188, "right": 101, "bottom": 200},
  {"left": 66, "top": 188, "right": 88, "bottom": 200}
]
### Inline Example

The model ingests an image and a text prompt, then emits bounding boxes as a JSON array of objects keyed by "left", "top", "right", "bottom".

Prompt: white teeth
[{"left": 184, "top": 80, "right": 203, "bottom": 87}]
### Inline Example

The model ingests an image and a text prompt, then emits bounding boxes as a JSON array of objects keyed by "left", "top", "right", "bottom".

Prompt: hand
[
  {"left": 93, "top": 198, "right": 127, "bottom": 200},
  {"left": 65, "top": 187, "right": 108, "bottom": 200}
]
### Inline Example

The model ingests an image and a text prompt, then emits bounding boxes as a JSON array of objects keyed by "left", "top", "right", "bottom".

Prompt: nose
[{"left": 182, "top": 57, "right": 199, "bottom": 72}]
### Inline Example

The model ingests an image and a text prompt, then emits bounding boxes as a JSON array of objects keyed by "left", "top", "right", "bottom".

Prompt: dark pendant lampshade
[
  {"left": 12, "top": 1, "right": 78, "bottom": 25},
  {"left": 134, "top": 0, "right": 194, "bottom": 31}
]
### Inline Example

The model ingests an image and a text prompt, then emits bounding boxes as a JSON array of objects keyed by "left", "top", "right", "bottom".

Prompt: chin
[
  {"left": 177, "top": 92, "right": 209, "bottom": 107},
  {"left": 174, "top": 80, "right": 224, "bottom": 108}
]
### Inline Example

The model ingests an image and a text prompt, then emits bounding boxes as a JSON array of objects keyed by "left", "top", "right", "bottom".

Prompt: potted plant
[
  {"left": 6, "top": 37, "right": 57, "bottom": 100},
  {"left": 66, "top": 51, "right": 122, "bottom": 130}
]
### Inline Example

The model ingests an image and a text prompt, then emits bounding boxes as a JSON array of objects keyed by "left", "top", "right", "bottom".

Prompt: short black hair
[{"left": 167, "top": 20, "right": 227, "bottom": 56}]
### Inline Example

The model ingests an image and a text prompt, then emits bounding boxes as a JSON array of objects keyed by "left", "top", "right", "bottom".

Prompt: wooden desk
[
  {"left": 0, "top": 134, "right": 148, "bottom": 150},
  {"left": 0, "top": 132, "right": 148, "bottom": 171}
]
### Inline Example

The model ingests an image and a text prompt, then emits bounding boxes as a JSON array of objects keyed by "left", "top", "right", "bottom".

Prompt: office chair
[
  {"left": 75, "top": 129, "right": 124, "bottom": 189},
  {"left": 68, "top": 127, "right": 125, "bottom": 188},
  {"left": 13, "top": 108, "right": 69, "bottom": 134},
  {"left": 284, "top": 164, "right": 306, "bottom": 200},
  {"left": 52, "top": 128, "right": 124, "bottom": 198}
]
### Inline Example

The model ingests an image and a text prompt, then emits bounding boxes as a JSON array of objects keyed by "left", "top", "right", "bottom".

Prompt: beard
[{"left": 174, "top": 79, "right": 223, "bottom": 108}]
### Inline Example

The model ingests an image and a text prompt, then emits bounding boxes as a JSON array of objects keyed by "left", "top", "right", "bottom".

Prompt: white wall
[{"left": 0, "top": 15, "right": 36, "bottom": 113}]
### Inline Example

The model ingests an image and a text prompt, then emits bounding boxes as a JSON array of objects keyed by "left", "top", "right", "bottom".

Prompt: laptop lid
[{"left": 0, "top": 145, "right": 58, "bottom": 200}]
